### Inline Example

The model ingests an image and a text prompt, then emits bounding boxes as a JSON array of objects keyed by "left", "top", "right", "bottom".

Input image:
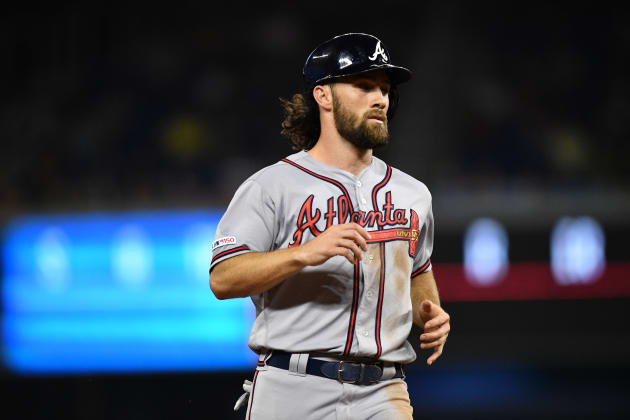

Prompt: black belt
[{"left": 264, "top": 351, "right": 404, "bottom": 385}]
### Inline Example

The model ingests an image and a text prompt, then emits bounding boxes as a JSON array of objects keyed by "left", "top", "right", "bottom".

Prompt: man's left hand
[{"left": 419, "top": 300, "right": 450, "bottom": 365}]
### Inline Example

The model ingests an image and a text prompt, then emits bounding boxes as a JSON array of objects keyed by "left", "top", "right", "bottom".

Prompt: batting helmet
[{"left": 302, "top": 33, "right": 412, "bottom": 120}]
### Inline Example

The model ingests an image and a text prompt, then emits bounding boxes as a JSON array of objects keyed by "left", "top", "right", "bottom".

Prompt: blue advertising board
[{"left": 2, "top": 210, "right": 256, "bottom": 374}]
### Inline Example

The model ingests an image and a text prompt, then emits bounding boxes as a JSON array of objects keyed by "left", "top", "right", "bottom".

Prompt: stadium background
[{"left": 2, "top": 2, "right": 629, "bottom": 419}]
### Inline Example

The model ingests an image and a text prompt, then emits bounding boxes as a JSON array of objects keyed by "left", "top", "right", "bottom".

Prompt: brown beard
[{"left": 332, "top": 91, "right": 389, "bottom": 149}]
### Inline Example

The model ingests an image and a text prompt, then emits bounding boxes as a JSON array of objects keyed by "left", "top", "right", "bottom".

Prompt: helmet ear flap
[{"left": 387, "top": 86, "right": 399, "bottom": 122}]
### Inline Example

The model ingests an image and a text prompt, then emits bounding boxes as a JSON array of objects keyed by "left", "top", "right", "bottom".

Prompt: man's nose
[{"left": 371, "top": 90, "right": 388, "bottom": 109}]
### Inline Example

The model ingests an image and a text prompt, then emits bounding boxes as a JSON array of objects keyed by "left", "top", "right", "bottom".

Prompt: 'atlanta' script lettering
[{"left": 289, "top": 191, "right": 408, "bottom": 247}]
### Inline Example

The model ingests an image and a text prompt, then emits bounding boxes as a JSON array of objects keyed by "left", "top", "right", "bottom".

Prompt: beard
[{"left": 332, "top": 92, "right": 389, "bottom": 149}]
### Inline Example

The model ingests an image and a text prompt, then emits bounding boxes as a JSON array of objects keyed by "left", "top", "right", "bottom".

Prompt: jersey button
[
  {"left": 361, "top": 329, "right": 369, "bottom": 337},
  {"left": 357, "top": 181, "right": 362, "bottom": 187},
  {"left": 367, "top": 290, "right": 374, "bottom": 297}
]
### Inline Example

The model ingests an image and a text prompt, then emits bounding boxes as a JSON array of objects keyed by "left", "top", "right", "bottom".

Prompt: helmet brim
[{"left": 311, "top": 64, "right": 412, "bottom": 88}]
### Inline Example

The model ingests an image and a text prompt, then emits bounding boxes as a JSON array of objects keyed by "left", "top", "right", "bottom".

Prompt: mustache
[{"left": 364, "top": 111, "right": 387, "bottom": 122}]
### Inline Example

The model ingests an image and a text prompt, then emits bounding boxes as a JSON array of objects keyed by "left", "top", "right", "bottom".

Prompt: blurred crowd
[{"left": 2, "top": 3, "right": 628, "bottom": 217}]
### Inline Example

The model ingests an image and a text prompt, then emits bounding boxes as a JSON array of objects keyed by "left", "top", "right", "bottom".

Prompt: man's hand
[
  {"left": 211, "top": 223, "right": 370, "bottom": 299},
  {"left": 418, "top": 300, "right": 450, "bottom": 365},
  {"left": 295, "top": 223, "right": 370, "bottom": 266}
]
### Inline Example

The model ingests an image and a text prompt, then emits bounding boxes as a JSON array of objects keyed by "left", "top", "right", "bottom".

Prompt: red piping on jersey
[
  {"left": 371, "top": 165, "right": 391, "bottom": 358},
  {"left": 211, "top": 245, "right": 250, "bottom": 264},
  {"left": 248, "top": 352, "right": 271, "bottom": 419},
  {"left": 374, "top": 242, "right": 386, "bottom": 358},
  {"left": 371, "top": 164, "right": 392, "bottom": 219},
  {"left": 411, "top": 258, "right": 432, "bottom": 278},
  {"left": 281, "top": 158, "right": 355, "bottom": 214},
  {"left": 246, "top": 370, "right": 259, "bottom": 419},
  {"left": 343, "top": 260, "right": 361, "bottom": 356}
]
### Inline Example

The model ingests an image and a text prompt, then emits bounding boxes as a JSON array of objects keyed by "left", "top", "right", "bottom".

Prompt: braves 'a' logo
[{"left": 368, "top": 41, "right": 388, "bottom": 62}]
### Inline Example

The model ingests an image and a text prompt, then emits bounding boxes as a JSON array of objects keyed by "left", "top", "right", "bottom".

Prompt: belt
[{"left": 264, "top": 351, "right": 404, "bottom": 385}]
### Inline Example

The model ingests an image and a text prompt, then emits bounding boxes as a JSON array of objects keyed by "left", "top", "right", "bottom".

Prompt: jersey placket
[{"left": 351, "top": 178, "right": 379, "bottom": 357}]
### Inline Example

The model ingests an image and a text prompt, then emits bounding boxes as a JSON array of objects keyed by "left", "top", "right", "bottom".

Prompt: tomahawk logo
[{"left": 369, "top": 41, "right": 388, "bottom": 62}]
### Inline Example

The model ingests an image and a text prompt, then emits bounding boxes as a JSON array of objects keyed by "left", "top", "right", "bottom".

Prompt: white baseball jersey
[{"left": 211, "top": 150, "right": 433, "bottom": 364}]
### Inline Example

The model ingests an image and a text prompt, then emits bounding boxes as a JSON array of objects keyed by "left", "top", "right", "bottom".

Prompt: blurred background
[{"left": 2, "top": 2, "right": 629, "bottom": 419}]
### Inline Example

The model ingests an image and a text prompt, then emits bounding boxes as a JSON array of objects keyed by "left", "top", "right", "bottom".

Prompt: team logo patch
[{"left": 212, "top": 236, "right": 237, "bottom": 250}]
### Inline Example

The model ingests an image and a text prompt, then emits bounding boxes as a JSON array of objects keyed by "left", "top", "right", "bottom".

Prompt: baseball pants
[{"left": 244, "top": 355, "right": 413, "bottom": 420}]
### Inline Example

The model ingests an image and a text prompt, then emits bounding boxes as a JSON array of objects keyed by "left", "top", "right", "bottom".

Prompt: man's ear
[{"left": 313, "top": 85, "right": 333, "bottom": 112}]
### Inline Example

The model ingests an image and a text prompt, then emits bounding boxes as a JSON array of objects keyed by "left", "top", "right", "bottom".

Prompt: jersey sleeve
[
  {"left": 210, "top": 179, "right": 276, "bottom": 271},
  {"left": 410, "top": 201, "right": 434, "bottom": 278}
]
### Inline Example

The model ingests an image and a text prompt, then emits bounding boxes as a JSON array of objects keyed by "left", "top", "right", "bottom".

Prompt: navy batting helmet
[{"left": 303, "top": 33, "right": 412, "bottom": 120}]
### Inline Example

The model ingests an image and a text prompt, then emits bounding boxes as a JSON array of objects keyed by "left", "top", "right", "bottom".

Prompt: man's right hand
[
  {"left": 211, "top": 223, "right": 371, "bottom": 299},
  {"left": 294, "top": 223, "right": 371, "bottom": 266}
]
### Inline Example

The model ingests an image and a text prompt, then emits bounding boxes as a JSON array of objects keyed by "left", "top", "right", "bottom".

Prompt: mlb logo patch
[{"left": 212, "top": 236, "right": 237, "bottom": 250}]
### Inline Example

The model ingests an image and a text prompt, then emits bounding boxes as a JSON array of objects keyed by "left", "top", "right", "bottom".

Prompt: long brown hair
[{"left": 279, "top": 91, "right": 320, "bottom": 151}]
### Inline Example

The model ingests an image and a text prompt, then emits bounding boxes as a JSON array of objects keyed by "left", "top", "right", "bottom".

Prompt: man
[{"left": 210, "top": 33, "right": 450, "bottom": 420}]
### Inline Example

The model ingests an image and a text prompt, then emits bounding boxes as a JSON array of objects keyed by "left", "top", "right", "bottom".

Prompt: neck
[{"left": 308, "top": 129, "right": 373, "bottom": 177}]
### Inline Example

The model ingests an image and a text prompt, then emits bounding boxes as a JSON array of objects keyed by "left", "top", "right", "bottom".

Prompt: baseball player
[{"left": 210, "top": 33, "right": 450, "bottom": 420}]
